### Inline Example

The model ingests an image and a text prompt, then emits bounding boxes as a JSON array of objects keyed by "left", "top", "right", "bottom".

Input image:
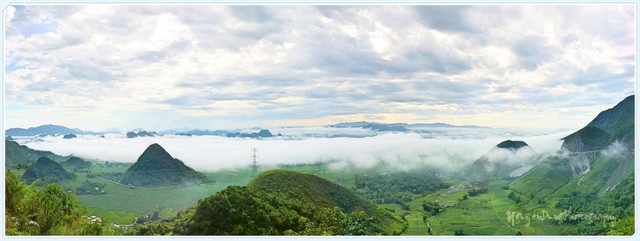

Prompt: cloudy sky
[{"left": 4, "top": 5, "right": 636, "bottom": 132}]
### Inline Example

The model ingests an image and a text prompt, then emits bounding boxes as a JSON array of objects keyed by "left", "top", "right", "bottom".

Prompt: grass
[
  {"left": 425, "top": 179, "right": 576, "bottom": 235},
  {"left": 59, "top": 167, "right": 255, "bottom": 224},
  {"left": 509, "top": 156, "right": 573, "bottom": 198},
  {"left": 51, "top": 161, "right": 589, "bottom": 235}
]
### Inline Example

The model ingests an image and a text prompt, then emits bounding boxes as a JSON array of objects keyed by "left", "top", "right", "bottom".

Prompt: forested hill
[
  {"left": 5, "top": 140, "right": 66, "bottom": 168},
  {"left": 562, "top": 95, "right": 634, "bottom": 152},
  {"left": 136, "top": 170, "right": 407, "bottom": 235},
  {"left": 120, "top": 143, "right": 207, "bottom": 186},
  {"left": 21, "top": 157, "right": 74, "bottom": 185}
]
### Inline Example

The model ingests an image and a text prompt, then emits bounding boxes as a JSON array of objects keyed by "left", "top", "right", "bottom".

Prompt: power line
[{"left": 251, "top": 148, "right": 258, "bottom": 177}]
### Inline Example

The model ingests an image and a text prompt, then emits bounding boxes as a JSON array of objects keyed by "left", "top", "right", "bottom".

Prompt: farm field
[{"left": 57, "top": 165, "right": 256, "bottom": 224}]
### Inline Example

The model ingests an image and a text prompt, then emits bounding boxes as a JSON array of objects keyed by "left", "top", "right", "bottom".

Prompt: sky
[{"left": 3, "top": 5, "right": 636, "bottom": 132}]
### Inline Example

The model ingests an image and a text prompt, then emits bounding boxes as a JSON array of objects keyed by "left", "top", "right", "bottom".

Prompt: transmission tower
[{"left": 251, "top": 148, "right": 258, "bottom": 177}]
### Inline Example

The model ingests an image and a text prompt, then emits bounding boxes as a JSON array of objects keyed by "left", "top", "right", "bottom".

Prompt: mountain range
[
  {"left": 512, "top": 95, "right": 634, "bottom": 198},
  {"left": 561, "top": 95, "right": 634, "bottom": 152},
  {"left": 6, "top": 124, "right": 84, "bottom": 137},
  {"left": 329, "top": 121, "right": 485, "bottom": 130}
]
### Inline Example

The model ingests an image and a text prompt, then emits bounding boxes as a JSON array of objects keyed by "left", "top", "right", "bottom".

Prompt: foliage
[
  {"left": 120, "top": 143, "right": 207, "bottom": 186},
  {"left": 586, "top": 95, "right": 634, "bottom": 134},
  {"left": 496, "top": 140, "right": 528, "bottom": 149},
  {"left": 5, "top": 140, "right": 66, "bottom": 169},
  {"left": 5, "top": 170, "right": 121, "bottom": 235},
  {"left": 509, "top": 156, "right": 573, "bottom": 198},
  {"left": 250, "top": 169, "right": 374, "bottom": 213},
  {"left": 248, "top": 169, "right": 406, "bottom": 234},
  {"left": 467, "top": 186, "right": 488, "bottom": 196},
  {"left": 507, "top": 191, "right": 521, "bottom": 203},
  {"left": 179, "top": 185, "right": 381, "bottom": 235},
  {"left": 74, "top": 181, "right": 107, "bottom": 195},
  {"left": 21, "top": 157, "right": 74, "bottom": 185},
  {"left": 63, "top": 156, "right": 92, "bottom": 172},
  {"left": 561, "top": 126, "right": 611, "bottom": 152},
  {"left": 422, "top": 201, "right": 444, "bottom": 216},
  {"left": 135, "top": 170, "right": 406, "bottom": 235},
  {"left": 607, "top": 216, "right": 634, "bottom": 235},
  {"left": 353, "top": 169, "right": 448, "bottom": 206},
  {"left": 555, "top": 174, "right": 634, "bottom": 235},
  {"left": 562, "top": 95, "right": 634, "bottom": 152}
]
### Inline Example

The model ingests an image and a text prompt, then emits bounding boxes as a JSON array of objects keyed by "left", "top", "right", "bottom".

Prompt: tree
[
  {"left": 30, "top": 184, "right": 83, "bottom": 234},
  {"left": 422, "top": 201, "right": 444, "bottom": 216},
  {"left": 5, "top": 170, "right": 117, "bottom": 235},
  {"left": 607, "top": 217, "right": 634, "bottom": 236},
  {"left": 5, "top": 170, "right": 27, "bottom": 215},
  {"left": 508, "top": 191, "right": 521, "bottom": 203},
  {"left": 336, "top": 211, "right": 377, "bottom": 235}
]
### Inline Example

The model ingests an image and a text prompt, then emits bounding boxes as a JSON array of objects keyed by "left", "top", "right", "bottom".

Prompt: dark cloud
[
  {"left": 414, "top": 6, "right": 477, "bottom": 33},
  {"left": 512, "top": 36, "right": 558, "bottom": 70},
  {"left": 135, "top": 41, "right": 192, "bottom": 62},
  {"left": 59, "top": 62, "right": 117, "bottom": 82},
  {"left": 404, "top": 50, "right": 471, "bottom": 74},
  {"left": 229, "top": 6, "right": 272, "bottom": 23}
]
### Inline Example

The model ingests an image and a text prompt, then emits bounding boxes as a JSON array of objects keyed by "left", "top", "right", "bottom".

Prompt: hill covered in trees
[
  {"left": 21, "top": 157, "right": 74, "bottom": 185},
  {"left": 120, "top": 143, "right": 207, "bottom": 186},
  {"left": 5, "top": 140, "right": 66, "bottom": 168},
  {"left": 562, "top": 95, "right": 634, "bottom": 152},
  {"left": 135, "top": 170, "right": 407, "bottom": 235}
]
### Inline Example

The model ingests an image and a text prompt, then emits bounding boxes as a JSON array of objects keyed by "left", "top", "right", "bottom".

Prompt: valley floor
[{"left": 47, "top": 161, "right": 630, "bottom": 235}]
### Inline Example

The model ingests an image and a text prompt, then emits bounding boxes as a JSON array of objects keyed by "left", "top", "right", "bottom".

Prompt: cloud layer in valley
[{"left": 18, "top": 130, "right": 572, "bottom": 172}]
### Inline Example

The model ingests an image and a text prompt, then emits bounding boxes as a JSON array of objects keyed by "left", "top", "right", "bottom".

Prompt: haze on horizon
[{"left": 3, "top": 5, "right": 636, "bottom": 132}]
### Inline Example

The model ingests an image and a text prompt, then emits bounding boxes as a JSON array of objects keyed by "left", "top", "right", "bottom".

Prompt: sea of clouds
[{"left": 16, "top": 128, "right": 572, "bottom": 173}]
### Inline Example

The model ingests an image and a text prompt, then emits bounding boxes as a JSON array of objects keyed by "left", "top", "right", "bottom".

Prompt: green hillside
[
  {"left": 509, "top": 155, "right": 573, "bottom": 198},
  {"left": 5, "top": 140, "right": 66, "bottom": 168},
  {"left": 248, "top": 170, "right": 407, "bottom": 234},
  {"left": 139, "top": 170, "right": 407, "bottom": 235},
  {"left": 249, "top": 169, "right": 376, "bottom": 213},
  {"left": 63, "top": 156, "right": 92, "bottom": 171},
  {"left": 21, "top": 157, "right": 74, "bottom": 185},
  {"left": 120, "top": 143, "right": 207, "bottom": 186},
  {"left": 562, "top": 95, "right": 634, "bottom": 152},
  {"left": 187, "top": 185, "right": 386, "bottom": 235},
  {"left": 561, "top": 126, "right": 611, "bottom": 152},
  {"left": 573, "top": 152, "right": 634, "bottom": 196},
  {"left": 513, "top": 95, "right": 635, "bottom": 199},
  {"left": 586, "top": 95, "right": 634, "bottom": 133},
  {"left": 496, "top": 140, "right": 528, "bottom": 149}
]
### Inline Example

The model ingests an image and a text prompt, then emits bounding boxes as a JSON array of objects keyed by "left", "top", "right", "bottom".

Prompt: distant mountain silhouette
[
  {"left": 226, "top": 129, "right": 277, "bottom": 138},
  {"left": 6, "top": 124, "right": 83, "bottom": 137},
  {"left": 126, "top": 131, "right": 158, "bottom": 138}
]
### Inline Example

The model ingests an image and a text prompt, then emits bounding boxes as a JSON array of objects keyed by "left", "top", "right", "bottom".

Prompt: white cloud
[
  {"left": 4, "top": 5, "right": 15, "bottom": 23},
  {"left": 17, "top": 129, "right": 568, "bottom": 173},
  {"left": 4, "top": 5, "right": 635, "bottom": 131}
]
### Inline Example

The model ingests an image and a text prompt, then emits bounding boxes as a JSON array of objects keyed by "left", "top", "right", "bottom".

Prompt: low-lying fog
[{"left": 15, "top": 128, "right": 572, "bottom": 173}]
